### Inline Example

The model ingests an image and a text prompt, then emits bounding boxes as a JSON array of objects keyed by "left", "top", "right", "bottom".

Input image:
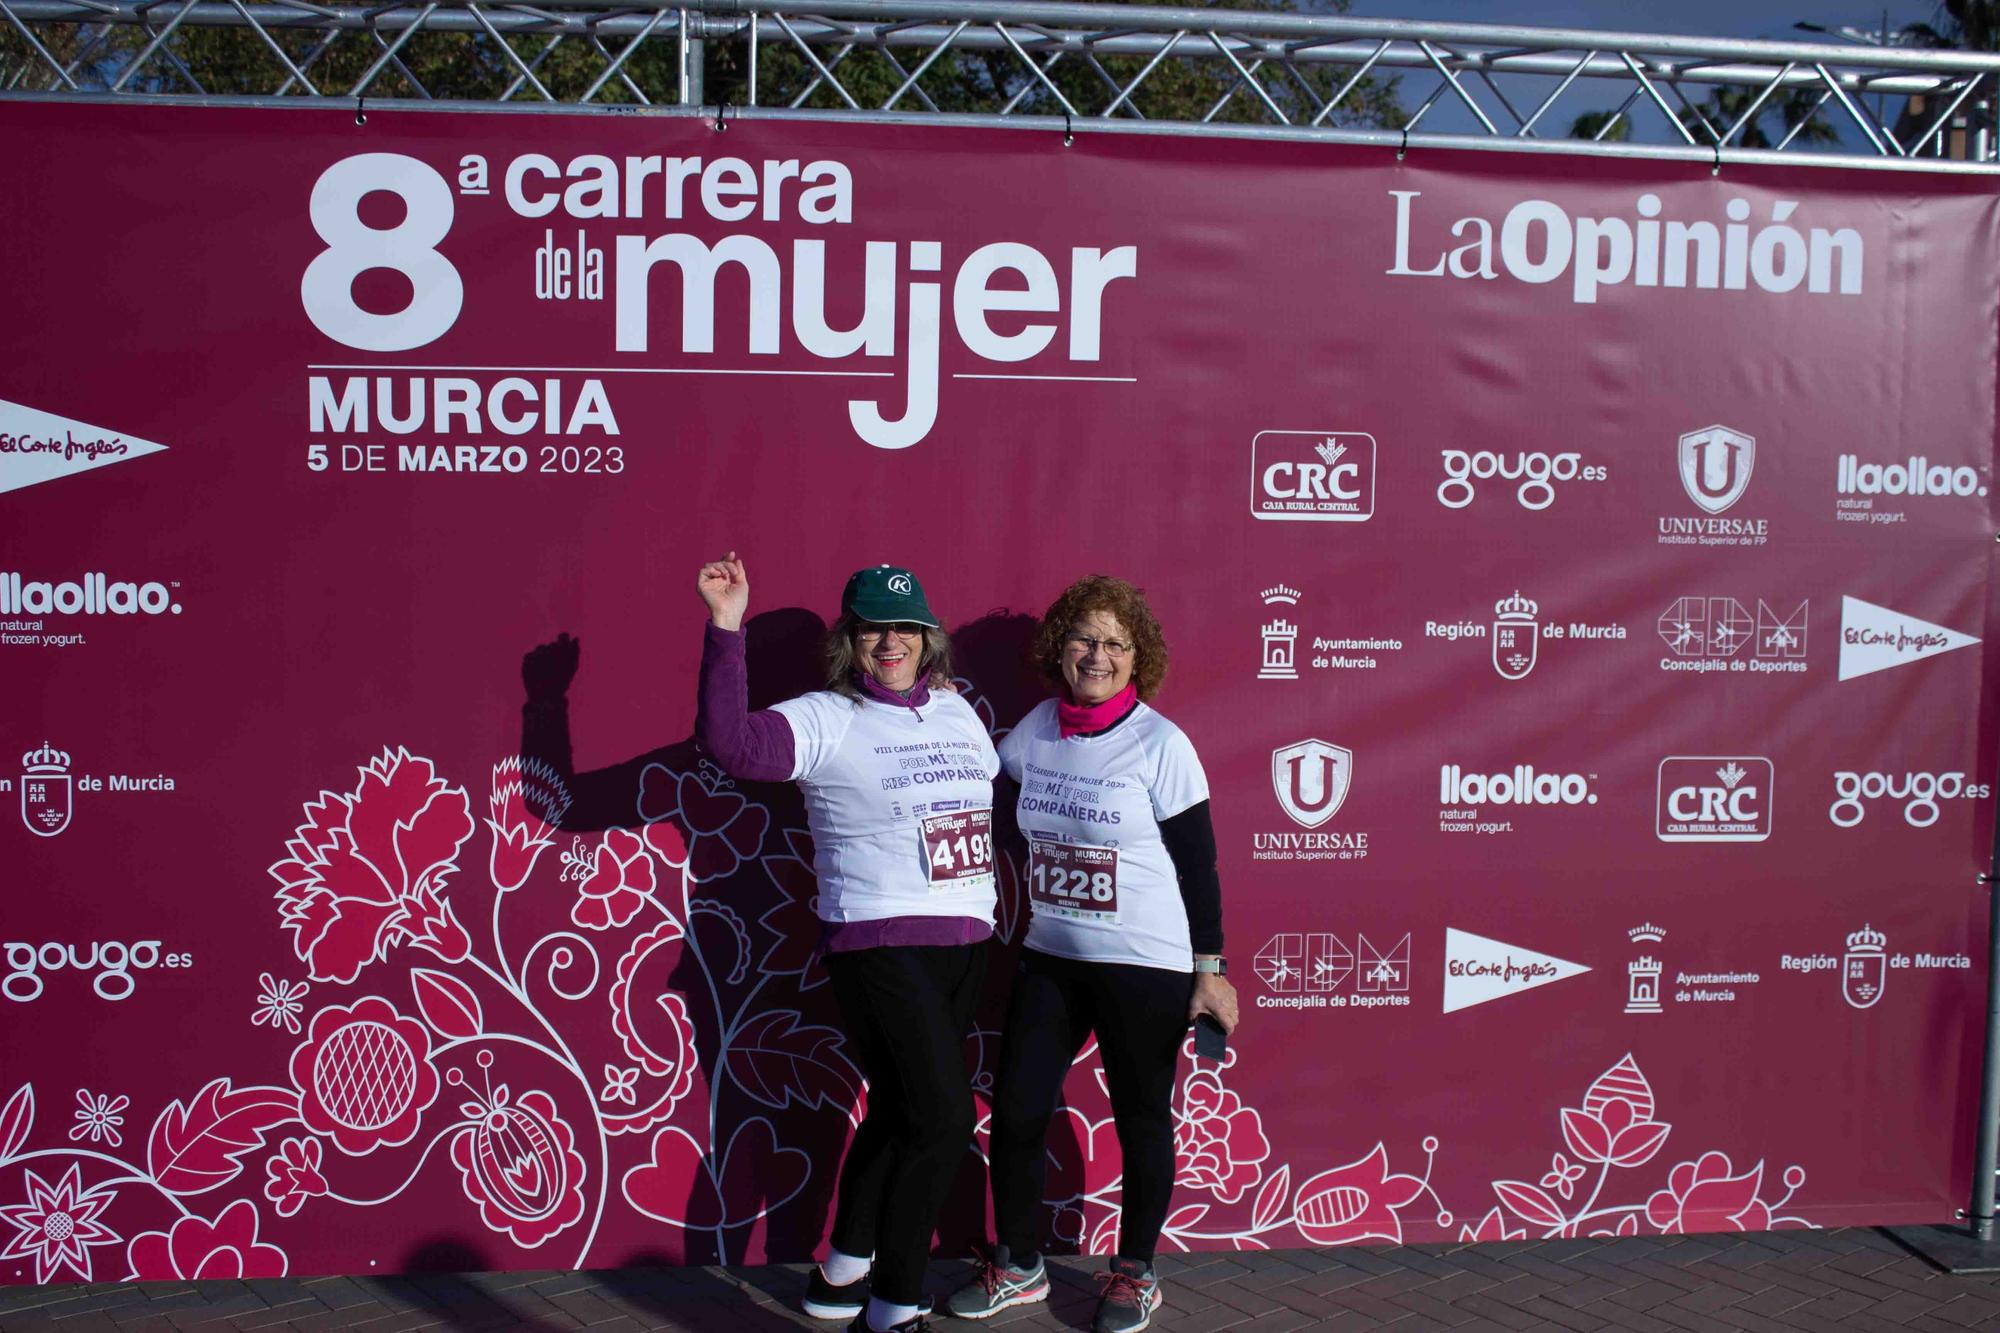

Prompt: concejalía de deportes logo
[{"left": 300, "top": 150, "right": 1140, "bottom": 451}]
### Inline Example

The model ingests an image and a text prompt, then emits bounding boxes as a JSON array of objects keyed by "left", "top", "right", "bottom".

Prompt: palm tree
[
  {"left": 1678, "top": 86, "right": 1840, "bottom": 149},
  {"left": 1896, "top": 1, "right": 1999, "bottom": 157},
  {"left": 1567, "top": 87, "right": 1836, "bottom": 148},
  {"left": 1901, "top": 1, "right": 2000, "bottom": 51}
]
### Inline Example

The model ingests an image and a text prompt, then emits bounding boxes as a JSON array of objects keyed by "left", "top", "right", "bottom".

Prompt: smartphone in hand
[{"left": 1193, "top": 1013, "right": 1228, "bottom": 1062}]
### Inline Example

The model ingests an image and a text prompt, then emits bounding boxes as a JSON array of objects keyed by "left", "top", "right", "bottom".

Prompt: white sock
[
  {"left": 820, "top": 1248, "right": 871, "bottom": 1286},
  {"left": 866, "top": 1296, "right": 920, "bottom": 1330}
]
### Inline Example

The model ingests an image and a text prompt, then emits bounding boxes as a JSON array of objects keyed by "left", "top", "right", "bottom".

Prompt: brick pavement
[{"left": 5, "top": 1228, "right": 2000, "bottom": 1331}]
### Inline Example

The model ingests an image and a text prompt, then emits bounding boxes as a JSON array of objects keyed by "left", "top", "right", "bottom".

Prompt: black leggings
[
  {"left": 823, "top": 941, "right": 988, "bottom": 1305},
  {"left": 988, "top": 947, "right": 1193, "bottom": 1265}
]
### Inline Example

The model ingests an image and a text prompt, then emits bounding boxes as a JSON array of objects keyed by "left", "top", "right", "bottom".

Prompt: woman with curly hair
[
  {"left": 696, "top": 552, "right": 999, "bottom": 1333},
  {"left": 949, "top": 575, "right": 1237, "bottom": 1333}
]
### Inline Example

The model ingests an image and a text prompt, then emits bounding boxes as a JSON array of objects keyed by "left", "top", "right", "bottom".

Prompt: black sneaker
[
  {"left": 1093, "top": 1257, "right": 1161, "bottom": 1333},
  {"left": 803, "top": 1265, "right": 868, "bottom": 1320},
  {"left": 843, "top": 1311, "right": 934, "bottom": 1333}
]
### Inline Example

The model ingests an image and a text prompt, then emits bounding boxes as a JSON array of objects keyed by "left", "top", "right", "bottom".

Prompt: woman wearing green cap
[{"left": 697, "top": 552, "right": 999, "bottom": 1333}]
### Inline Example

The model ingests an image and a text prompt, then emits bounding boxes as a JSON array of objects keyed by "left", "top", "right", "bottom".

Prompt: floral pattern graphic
[
  {"left": 289, "top": 997, "right": 441, "bottom": 1156},
  {"left": 569, "top": 828, "right": 657, "bottom": 931},
  {"left": 68, "top": 1091, "right": 128, "bottom": 1147},
  {"left": 0, "top": 1166, "right": 120, "bottom": 1283},
  {"left": 0, "top": 744, "right": 1825, "bottom": 1289},
  {"left": 1647, "top": 1153, "right": 1786, "bottom": 1234},
  {"left": 125, "top": 1199, "right": 287, "bottom": 1279},
  {"left": 447, "top": 1056, "right": 588, "bottom": 1249},
  {"left": 1001, "top": 1036, "right": 1446, "bottom": 1256},
  {"left": 252, "top": 975, "right": 309, "bottom": 1035},
  {"left": 270, "top": 747, "right": 475, "bottom": 983},
  {"left": 1174, "top": 1066, "right": 1271, "bottom": 1205},
  {"left": 262, "top": 1137, "right": 328, "bottom": 1218},
  {"left": 639, "top": 761, "right": 769, "bottom": 882},
  {"left": 488, "top": 756, "right": 569, "bottom": 893},
  {"left": 1476, "top": 1055, "right": 1812, "bottom": 1240}
]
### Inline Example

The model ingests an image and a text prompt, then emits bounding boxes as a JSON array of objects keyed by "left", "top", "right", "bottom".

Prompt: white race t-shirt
[
  {"left": 998, "top": 698, "right": 1209, "bottom": 971},
  {"left": 771, "top": 689, "right": 1001, "bottom": 925}
]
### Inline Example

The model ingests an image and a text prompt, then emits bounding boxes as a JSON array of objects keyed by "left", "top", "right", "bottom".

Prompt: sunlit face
[
  {"left": 855, "top": 621, "right": 925, "bottom": 693},
  {"left": 1060, "top": 611, "right": 1135, "bottom": 706}
]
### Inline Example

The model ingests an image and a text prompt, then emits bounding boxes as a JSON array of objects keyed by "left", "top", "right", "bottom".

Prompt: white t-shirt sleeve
[
  {"left": 967, "top": 704, "right": 1001, "bottom": 779},
  {"left": 1147, "top": 721, "right": 1210, "bottom": 820},
  {"left": 769, "top": 692, "right": 856, "bottom": 782},
  {"left": 996, "top": 713, "right": 1027, "bottom": 783}
]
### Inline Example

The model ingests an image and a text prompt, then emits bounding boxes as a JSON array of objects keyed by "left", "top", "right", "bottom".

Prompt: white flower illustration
[
  {"left": 68, "top": 1090, "right": 129, "bottom": 1147},
  {"left": 252, "top": 973, "right": 309, "bottom": 1035}
]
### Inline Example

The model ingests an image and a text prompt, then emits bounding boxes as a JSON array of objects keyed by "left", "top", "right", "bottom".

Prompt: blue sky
[
  {"left": 1345, "top": 1, "right": 1934, "bottom": 42},
  {"left": 1334, "top": 1, "right": 1950, "bottom": 144}
]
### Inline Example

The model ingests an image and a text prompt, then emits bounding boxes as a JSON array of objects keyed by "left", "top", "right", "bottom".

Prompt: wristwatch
[{"left": 1193, "top": 957, "right": 1228, "bottom": 976}]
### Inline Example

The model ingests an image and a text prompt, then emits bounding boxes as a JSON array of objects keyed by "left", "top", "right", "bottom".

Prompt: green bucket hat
[{"left": 842, "top": 565, "right": 939, "bottom": 628}]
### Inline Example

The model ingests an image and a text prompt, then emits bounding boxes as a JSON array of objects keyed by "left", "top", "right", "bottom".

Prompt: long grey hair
[{"left": 823, "top": 612, "right": 957, "bottom": 700}]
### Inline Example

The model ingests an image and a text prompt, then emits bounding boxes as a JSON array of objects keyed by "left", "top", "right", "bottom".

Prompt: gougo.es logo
[
  {"left": 3, "top": 940, "right": 193, "bottom": 1001},
  {"left": 1829, "top": 770, "right": 1989, "bottom": 829}
]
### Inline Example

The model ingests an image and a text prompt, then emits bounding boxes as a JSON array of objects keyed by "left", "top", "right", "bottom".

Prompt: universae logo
[
  {"left": 1271, "top": 739, "right": 1352, "bottom": 828},
  {"left": 1678, "top": 426, "right": 1755, "bottom": 515}
]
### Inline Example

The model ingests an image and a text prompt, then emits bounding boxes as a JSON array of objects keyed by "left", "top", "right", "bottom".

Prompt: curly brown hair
[{"left": 1031, "top": 574, "right": 1168, "bottom": 701}]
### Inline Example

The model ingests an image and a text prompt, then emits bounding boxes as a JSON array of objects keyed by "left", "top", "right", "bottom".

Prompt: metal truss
[{"left": 6, "top": 0, "right": 2000, "bottom": 172}]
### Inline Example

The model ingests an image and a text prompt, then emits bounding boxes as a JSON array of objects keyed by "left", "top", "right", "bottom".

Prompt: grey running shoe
[
  {"left": 946, "top": 1250, "right": 1051, "bottom": 1319},
  {"left": 1092, "top": 1258, "right": 1161, "bottom": 1333}
]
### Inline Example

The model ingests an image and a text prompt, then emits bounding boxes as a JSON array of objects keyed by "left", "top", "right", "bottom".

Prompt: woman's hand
[
  {"left": 698, "top": 551, "right": 749, "bottom": 631},
  {"left": 1189, "top": 970, "right": 1239, "bottom": 1035}
]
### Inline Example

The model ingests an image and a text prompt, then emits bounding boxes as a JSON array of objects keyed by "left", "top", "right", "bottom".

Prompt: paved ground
[{"left": 5, "top": 1227, "right": 2000, "bottom": 1331}]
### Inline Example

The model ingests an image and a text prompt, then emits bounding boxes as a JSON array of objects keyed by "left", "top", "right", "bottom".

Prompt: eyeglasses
[
  {"left": 1064, "top": 634, "right": 1133, "bottom": 659},
  {"left": 855, "top": 622, "right": 925, "bottom": 641}
]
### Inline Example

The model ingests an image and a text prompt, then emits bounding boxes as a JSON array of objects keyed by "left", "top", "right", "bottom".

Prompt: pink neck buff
[{"left": 1058, "top": 682, "right": 1138, "bottom": 738}]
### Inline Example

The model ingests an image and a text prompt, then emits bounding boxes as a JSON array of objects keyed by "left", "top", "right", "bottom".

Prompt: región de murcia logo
[
  {"left": 8, "top": 742, "right": 179, "bottom": 838},
  {"left": 20, "top": 743, "right": 71, "bottom": 836},
  {"left": 1425, "top": 592, "right": 1625, "bottom": 681},
  {"left": 1781, "top": 925, "right": 1970, "bottom": 1008}
]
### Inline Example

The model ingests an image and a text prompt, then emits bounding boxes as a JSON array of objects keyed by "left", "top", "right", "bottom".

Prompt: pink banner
[{"left": 2, "top": 101, "right": 1997, "bottom": 1285}]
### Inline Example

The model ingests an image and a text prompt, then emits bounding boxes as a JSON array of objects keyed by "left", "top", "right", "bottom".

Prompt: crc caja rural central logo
[
  {"left": 1250, "top": 431, "right": 1377, "bottom": 521},
  {"left": 1655, "top": 757, "right": 1774, "bottom": 843}
]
